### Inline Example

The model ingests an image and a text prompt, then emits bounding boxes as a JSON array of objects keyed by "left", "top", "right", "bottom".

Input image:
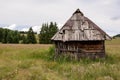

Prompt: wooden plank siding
[
  {"left": 54, "top": 41, "right": 105, "bottom": 59},
  {"left": 52, "top": 9, "right": 111, "bottom": 59}
]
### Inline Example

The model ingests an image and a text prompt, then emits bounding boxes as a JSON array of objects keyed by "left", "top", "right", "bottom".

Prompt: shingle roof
[{"left": 51, "top": 9, "right": 111, "bottom": 41}]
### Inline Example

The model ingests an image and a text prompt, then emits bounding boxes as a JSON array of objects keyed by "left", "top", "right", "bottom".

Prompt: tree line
[
  {"left": 113, "top": 34, "right": 120, "bottom": 39},
  {"left": 0, "top": 22, "right": 58, "bottom": 44}
]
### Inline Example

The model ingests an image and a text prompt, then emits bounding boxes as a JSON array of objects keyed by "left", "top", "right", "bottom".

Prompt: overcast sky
[{"left": 0, "top": 0, "right": 120, "bottom": 36}]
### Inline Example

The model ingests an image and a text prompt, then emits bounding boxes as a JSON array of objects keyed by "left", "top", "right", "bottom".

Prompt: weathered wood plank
[{"left": 52, "top": 9, "right": 111, "bottom": 59}]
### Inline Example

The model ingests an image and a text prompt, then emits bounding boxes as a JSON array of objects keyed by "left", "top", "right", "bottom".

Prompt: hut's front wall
[{"left": 54, "top": 41, "right": 105, "bottom": 59}]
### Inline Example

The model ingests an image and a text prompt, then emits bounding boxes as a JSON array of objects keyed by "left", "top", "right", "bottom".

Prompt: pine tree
[
  {"left": 6, "top": 30, "right": 20, "bottom": 43},
  {"left": 0, "top": 28, "right": 3, "bottom": 42},
  {"left": 21, "top": 34, "right": 28, "bottom": 44},
  {"left": 0, "top": 28, "right": 20, "bottom": 44},
  {"left": 2, "top": 29, "right": 9, "bottom": 43},
  {"left": 49, "top": 22, "right": 58, "bottom": 43},
  {"left": 13, "top": 31, "right": 19, "bottom": 43},
  {"left": 39, "top": 22, "right": 58, "bottom": 44},
  {"left": 27, "top": 27, "right": 37, "bottom": 44},
  {"left": 39, "top": 23, "right": 49, "bottom": 44},
  {"left": 6, "top": 31, "right": 13, "bottom": 43}
]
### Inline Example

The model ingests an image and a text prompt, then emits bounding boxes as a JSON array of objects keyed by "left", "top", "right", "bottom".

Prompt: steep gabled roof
[{"left": 51, "top": 9, "right": 111, "bottom": 41}]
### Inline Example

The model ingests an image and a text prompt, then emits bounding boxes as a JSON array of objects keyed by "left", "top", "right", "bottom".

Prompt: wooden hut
[{"left": 51, "top": 9, "right": 111, "bottom": 59}]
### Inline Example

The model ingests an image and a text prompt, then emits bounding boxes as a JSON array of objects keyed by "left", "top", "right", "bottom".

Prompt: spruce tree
[
  {"left": 21, "top": 34, "right": 28, "bottom": 44},
  {"left": 0, "top": 28, "right": 3, "bottom": 42},
  {"left": 27, "top": 27, "right": 37, "bottom": 44},
  {"left": 49, "top": 22, "right": 58, "bottom": 43},
  {"left": 13, "top": 31, "right": 19, "bottom": 43},
  {"left": 2, "top": 29, "right": 9, "bottom": 43},
  {"left": 0, "top": 28, "right": 20, "bottom": 44},
  {"left": 6, "top": 30, "right": 20, "bottom": 43},
  {"left": 6, "top": 31, "right": 13, "bottom": 43},
  {"left": 39, "top": 23, "right": 49, "bottom": 44},
  {"left": 39, "top": 22, "right": 58, "bottom": 44}
]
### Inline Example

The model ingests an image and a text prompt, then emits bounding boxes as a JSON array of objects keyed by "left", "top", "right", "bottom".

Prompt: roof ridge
[{"left": 73, "top": 8, "right": 84, "bottom": 16}]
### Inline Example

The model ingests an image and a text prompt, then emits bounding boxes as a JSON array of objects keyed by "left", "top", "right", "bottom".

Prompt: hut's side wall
[{"left": 54, "top": 41, "right": 105, "bottom": 59}]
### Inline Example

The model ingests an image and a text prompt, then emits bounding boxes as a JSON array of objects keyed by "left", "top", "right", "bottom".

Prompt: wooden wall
[{"left": 54, "top": 41, "right": 105, "bottom": 59}]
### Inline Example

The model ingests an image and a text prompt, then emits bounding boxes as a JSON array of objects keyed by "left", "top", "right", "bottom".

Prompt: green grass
[{"left": 0, "top": 38, "right": 120, "bottom": 80}]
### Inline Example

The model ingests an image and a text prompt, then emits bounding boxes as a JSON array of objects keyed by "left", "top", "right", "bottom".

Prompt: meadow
[{"left": 0, "top": 38, "right": 120, "bottom": 80}]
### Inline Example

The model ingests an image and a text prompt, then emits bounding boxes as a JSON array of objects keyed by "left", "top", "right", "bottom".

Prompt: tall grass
[{"left": 0, "top": 39, "right": 120, "bottom": 80}]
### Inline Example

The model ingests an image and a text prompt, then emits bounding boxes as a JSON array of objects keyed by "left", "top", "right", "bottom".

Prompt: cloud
[
  {"left": 20, "top": 25, "right": 40, "bottom": 34},
  {"left": 3, "top": 24, "right": 16, "bottom": 30},
  {"left": 21, "top": 28, "right": 29, "bottom": 32},
  {"left": 32, "top": 25, "right": 40, "bottom": 34},
  {"left": 0, "top": 0, "right": 120, "bottom": 36},
  {"left": 9, "top": 24, "right": 16, "bottom": 30},
  {"left": 111, "top": 16, "right": 120, "bottom": 20}
]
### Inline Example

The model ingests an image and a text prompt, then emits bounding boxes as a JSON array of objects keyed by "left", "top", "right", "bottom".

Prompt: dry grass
[
  {"left": 0, "top": 38, "right": 120, "bottom": 80},
  {"left": 0, "top": 44, "right": 52, "bottom": 49}
]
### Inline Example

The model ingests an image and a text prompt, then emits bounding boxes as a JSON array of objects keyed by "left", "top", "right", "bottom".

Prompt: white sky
[{"left": 0, "top": 0, "right": 120, "bottom": 36}]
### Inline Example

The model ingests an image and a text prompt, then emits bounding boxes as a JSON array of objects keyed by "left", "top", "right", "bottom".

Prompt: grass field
[{"left": 0, "top": 38, "right": 120, "bottom": 80}]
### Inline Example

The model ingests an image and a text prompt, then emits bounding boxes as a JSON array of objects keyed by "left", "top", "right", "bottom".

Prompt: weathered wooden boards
[
  {"left": 51, "top": 9, "right": 111, "bottom": 59},
  {"left": 54, "top": 41, "right": 105, "bottom": 59}
]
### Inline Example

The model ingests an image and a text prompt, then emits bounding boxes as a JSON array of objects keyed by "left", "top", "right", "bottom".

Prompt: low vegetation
[{"left": 0, "top": 38, "right": 120, "bottom": 80}]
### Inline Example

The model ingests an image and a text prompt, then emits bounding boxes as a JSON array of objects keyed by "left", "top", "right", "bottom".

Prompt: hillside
[
  {"left": 113, "top": 34, "right": 120, "bottom": 38},
  {"left": 0, "top": 38, "right": 120, "bottom": 80}
]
